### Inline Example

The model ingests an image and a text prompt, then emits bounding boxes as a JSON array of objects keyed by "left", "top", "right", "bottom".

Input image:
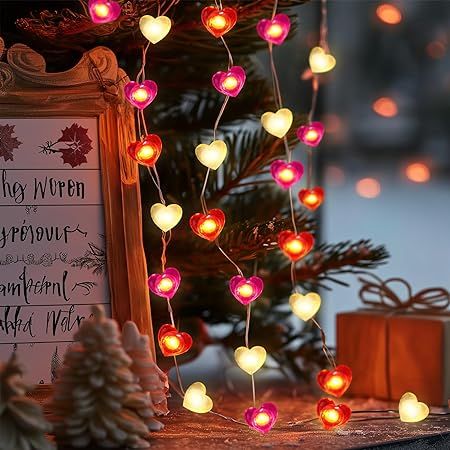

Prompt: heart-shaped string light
[
  {"left": 317, "top": 398, "right": 351, "bottom": 430},
  {"left": 88, "top": 0, "right": 121, "bottom": 24},
  {"left": 139, "top": 15, "right": 171, "bottom": 44},
  {"left": 190, "top": 209, "right": 225, "bottom": 241},
  {"left": 289, "top": 292, "right": 321, "bottom": 321},
  {"left": 270, "top": 160, "right": 304, "bottom": 189},
  {"left": 298, "top": 187, "right": 325, "bottom": 210},
  {"left": 399, "top": 392, "right": 429, "bottom": 423},
  {"left": 296, "top": 122, "right": 325, "bottom": 147},
  {"left": 148, "top": 267, "right": 181, "bottom": 299},
  {"left": 317, "top": 365, "right": 352, "bottom": 398},
  {"left": 158, "top": 324, "right": 193, "bottom": 357},
  {"left": 244, "top": 403, "right": 278, "bottom": 434},
  {"left": 261, "top": 108, "right": 293, "bottom": 138},
  {"left": 150, "top": 203, "right": 183, "bottom": 232},
  {"left": 127, "top": 134, "right": 162, "bottom": 167},
  {"left": 234, "top": 346, "right": 267, "bottom": 375},
  {"left": 195, "top": 140, "right": 228, "bottom": 170},
  {"left": 278, "top": 230, "right": 315, "bottom": 261},
  {"left": 256, "top": 14, "right": 291, "bottom": 45},
  {"left": 309, "top": 46, "right": 336, "bottom": 74},
  {"left": 183, "top": 382, "right": 213, "bottom": 413},
  {"left": 229, "top": 275, "right": 264, "bottom": 305},
  {"left": 124, "top": 80, "right": 158, "bottom": 110},
  {"left": 201, "top": 6, "right": 237, "bottom": 38},
  {"left": 212, "top": 66, "right": 246, "bottom": 97}
]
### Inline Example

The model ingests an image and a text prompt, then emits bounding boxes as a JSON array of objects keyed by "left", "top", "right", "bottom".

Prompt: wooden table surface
[{"left": 40, "top": 390, "right": 450, "bottom": 449}]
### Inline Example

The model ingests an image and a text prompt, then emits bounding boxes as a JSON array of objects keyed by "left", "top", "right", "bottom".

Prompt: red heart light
[
  {"left": 201, "top": 6, "right": 237, "bottom": 38},
  {"left": 190, "top": 209, "right": 225, "bottom": 241},
  {"left": 127, "top": 134, "right": 162, "bottom": 167},
  {"left": 317, "top": 398, "right": 352, "bottom": 430},
  {"left": 298, "top": 187, "right": 325, "bottom": 211},
  {"left": 317, "top": 365, "right": 352, "bottom": 397},
  {"left": 278, "top": 230, "right": 314, "bottom": 261},
  {"left": 158, "top": 324, "right": 193, "bottom": 357}
]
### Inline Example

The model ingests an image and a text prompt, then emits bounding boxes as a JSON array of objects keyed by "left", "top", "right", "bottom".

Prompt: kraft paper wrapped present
[{"left": 336, "top": 275, "right": 450, "bottom": 406}]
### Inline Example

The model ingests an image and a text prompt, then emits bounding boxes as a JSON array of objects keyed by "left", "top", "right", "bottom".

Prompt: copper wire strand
[{"left": 312, "top": 318, "right": 336, "bottom": 368}]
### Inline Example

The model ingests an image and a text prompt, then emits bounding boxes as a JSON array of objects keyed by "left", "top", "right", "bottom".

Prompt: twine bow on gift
[{"left": 358, "top": 274, "right": 450, "bottom": 313}]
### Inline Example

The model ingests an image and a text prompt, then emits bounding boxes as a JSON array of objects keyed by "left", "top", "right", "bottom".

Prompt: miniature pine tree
[
  {"left": 0, "top": 353, "right": 54, "bottom": 450},
  {"left": 122, "top": 321, "right": 169, "bottom": 429},
  {"left": 51, "top": 305, "right": 155, "bottom": 449}
]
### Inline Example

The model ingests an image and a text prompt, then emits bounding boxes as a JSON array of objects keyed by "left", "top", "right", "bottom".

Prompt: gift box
[{"left": 336, "top": 276, "right": 450, "bottom": 406}]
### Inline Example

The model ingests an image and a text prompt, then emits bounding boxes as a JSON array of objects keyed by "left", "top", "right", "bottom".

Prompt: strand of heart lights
[
  {"left": 90, "top": 0, "right": 435, "bottom": 435},
  {"left": 191, "top": 3, "right": 274, "bottom": 428}
]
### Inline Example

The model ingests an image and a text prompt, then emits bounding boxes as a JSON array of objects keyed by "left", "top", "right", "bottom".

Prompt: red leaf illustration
[
  {"left": 0, "top": 124, "right": 22, "bottom": 162},
  {"left": 57, "top": 123, "right": 93, "bottom": 168}
]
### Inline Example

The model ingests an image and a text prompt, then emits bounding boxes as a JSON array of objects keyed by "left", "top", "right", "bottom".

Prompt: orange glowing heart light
[
  {"left": 201, "top": 6, "right": 237, "bottom": 38},
  {"left": 127, "top": 134, "right": 162, "bottom": 167},
  {"left": 278, "top": 230, "right": 314, "bottom": 261},
  {"left": 298, "top": 187, "right": 325, "bottom": 210},
  {"left": 158, "top": 324, "right": 193, "bottom": 357},
  {"left": 317, "top": 398, "right": 351, "bottom": 430},
  {"left": 317, "top": 365, "right": 352, "bottom": 397},
  {"left": 296, "top": 121, "right": 325, "bottom": 147},
  {"left": 190, "top": 209, "right": 225, "bottom": 241}
]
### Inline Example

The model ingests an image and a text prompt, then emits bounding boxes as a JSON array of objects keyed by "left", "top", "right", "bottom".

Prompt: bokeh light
[
  {"left": 372, "top": 97, "right": 398, "bottom": 117},
  {"left": 405, "top": 162, "right": 431, "bottom": 183},
  {"left": 376, "top": 4, "right": 402, "bottom": 25},
  {"left": 356, "top": 178, "right": 381, "bottom": 198},
  {"left": 426, "top": 41, "right": 446, "bottom": 59}
]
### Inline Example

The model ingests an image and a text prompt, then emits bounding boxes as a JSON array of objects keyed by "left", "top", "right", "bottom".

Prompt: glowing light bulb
[
  {"left": 278, "top": 231, "right": 314, "bottom": 261},
  {"left": 270, "top": 160, "right": 304, "bottom": 189},
  {"left": 183, "top": 382, "right": 213, "bottom": 414},
  {"left": 229, "top": 276, "right": 264, "bottom": 305},
  {"left": 148, "top": 268, "right": 181, "bottom": 299},
  {"left": 127, "top": 134, "right": 162, "bottom": 167},
  {"left": 317, "top": 398, "right": 351, "bottom": 430},
  {"left": 195, "top": 140, "right": 228, "bottom": 170},
  {"left": 235, "top": 346, "right": 267, "bottom": 375},
  {"left": 376, "top": 4, "right": 402, "bottom": 25},
  {"left": 238, "top": 283, "right": 254, "bottom": 298},
  {"left": 298, "top": 187, "right": 325, "bottom": 211},
  {"left": 317, "top": 365, "right": 352, "bottom": 397},
  {"left": 289, "top": 292, "right": 321, "bottom": 321},
  {"left": 124, "top": 80, "right": 158, "bottom": 109},
  {"left": 190, "top": 209, "right": 225, "bottom": 241},
  {"left": 201, "top": 6, "right": 237, "bottom": 38},
  {"left": 158, "top": 277, "right": 174, "bottom": 293},
  {"left": 244, "top": 403, "right": 278, "bottom": 434},
  {"left": 399, "top": 392, "right": 429, "bottom": 423},
  {"left": 261, "top": 108, "right": 293, "bottom": 138},
  {"left": 158, "top": 324, "right": 192, "bottom": 357},
  {"left": 309, "top": 46, "right": 336, "bottom": 74},
  {"left": 139, "top": 15, "right": 172, "bottom": 44},
  {"left": 296, "top": 122, "right": 325, "bottom": 147},
  {"left": 150, "top": 203, "right": 183, "bottom": 232},
  {"left": 88, "top": 0, "right": 121, "bottom": 24},
  {"left": 256, "top": 14, "right": 291, "bottom": 45},
  {"left": 132, "top": 88, "right": 149, "bottom": 102},
  {"left": 405, "top": 162, "right": 430, "bottom": 183},
  {"left": 212, "top": 66, "right": 246, "bottom": 97}
]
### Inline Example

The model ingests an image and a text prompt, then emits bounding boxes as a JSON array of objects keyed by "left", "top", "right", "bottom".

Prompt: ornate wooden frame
[{"left": 0, "top": 44, "right": 155, "bottom": 356}]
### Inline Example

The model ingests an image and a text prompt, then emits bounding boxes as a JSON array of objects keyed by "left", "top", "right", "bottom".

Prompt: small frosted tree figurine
[
  {"left": 0, "top": 353, "right": 54, "bottom": 450},
  {"left": 51, "top": 305, "right": 155, "bottom": 449}
]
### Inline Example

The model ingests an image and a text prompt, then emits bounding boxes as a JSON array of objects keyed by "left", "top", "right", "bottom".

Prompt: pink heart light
[
  {"left": 88, "top": 0, "right": 121, "bottom": 24},
  {"left": 296, "top": 121, "right": 325, "bottom": 147},
  {"left": 212, "top": 66, "right": 246, "bottom": 97},
  {"left": 244, "top": 402, "right": 278, "bottom": 434},
  {"left": 148, "top": 267, "right": 181, "bottom": 299},
  {"left": 256, "top": 14, "right": 291, "bottom": 45},
  {"left": 270, "top": 160, "right": 304, "bottom": 189},
  {"left": 229, "top": 276, "right": 264, "bottom": 305},
  {"left": 124, "top": 80, "right": 158, "bottom": 110}
]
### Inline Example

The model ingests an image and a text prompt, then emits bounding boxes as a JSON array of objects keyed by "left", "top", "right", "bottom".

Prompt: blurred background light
[
  {"left": 372, "top": 97, "right": 398, "bottom": 117},
  {"left": 405, "top": 162, "right": 431, "bottom": 183},
  {"left": 376, "top": 3, "right": 403, "bottom": 25},
  {"left": 355, "top": 177, "right": 381, "bottom": 198}
]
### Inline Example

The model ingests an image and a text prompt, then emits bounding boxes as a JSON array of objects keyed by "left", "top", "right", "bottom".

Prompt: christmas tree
[
  {"left": 0, "top": 354, "right": 54, "bottom": 450},
  {"left": 51, "top": 306, "right": 158, "bottom": 448},
  {"left": 10, "top": 0, "right": 388, "bottom": 379}
]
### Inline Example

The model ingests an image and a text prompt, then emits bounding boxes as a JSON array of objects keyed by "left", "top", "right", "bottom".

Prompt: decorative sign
[
  {"left": 0, "top": 44, "right": 154, "bottom": 384},
  {"left": 0, "top": 117, "right": 111, "bottom": 383}
]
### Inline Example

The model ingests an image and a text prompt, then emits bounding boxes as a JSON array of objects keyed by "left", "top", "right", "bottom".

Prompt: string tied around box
[{"left": 358, "top": 274, "right": 449, "bottom": 314}]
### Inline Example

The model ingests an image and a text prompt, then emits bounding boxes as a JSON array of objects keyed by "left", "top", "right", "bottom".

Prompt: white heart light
[
  {"left": 195, "top": 140, "right": 227, "bottom": 170},
  {"left": 261, "top": 108, "right": 293, "bottom": 138},
  {"left": 139, "top": 15, "right": 172, "bottom": 44},
  {"left": 289, "top": 292, "right": 321, "bottom": 321},
  {"left": 150, "top": 203, "right": 182, "bottom": 232}
]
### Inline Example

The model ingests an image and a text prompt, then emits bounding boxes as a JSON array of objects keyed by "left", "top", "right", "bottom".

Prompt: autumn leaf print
[
  {"left": 57, "top": 123, "right": 93, "bottom": 167},
  {"left": 0, "top": 124, "right": 22, "bottom": 162}
]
